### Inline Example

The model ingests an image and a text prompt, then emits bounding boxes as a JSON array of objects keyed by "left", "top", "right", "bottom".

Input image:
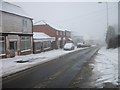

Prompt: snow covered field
[
  {"left": 90, "top": 47, "right": 118, "bottom": 87},
  {"left": 0, "top": 47, "right": 88, "bottom": 78}
]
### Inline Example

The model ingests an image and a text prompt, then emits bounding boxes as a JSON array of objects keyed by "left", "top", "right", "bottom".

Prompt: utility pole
[
  {"left": 98, "top": 2, "right": 109, "bottom": 30},
  {"left": 106, "top": 2, "right": 108, "bottom": 30}
]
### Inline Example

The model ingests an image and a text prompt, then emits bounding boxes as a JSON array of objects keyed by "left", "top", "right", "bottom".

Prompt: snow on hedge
[{"left": 93, "top": 47, "right": 118, "bottom": 86}]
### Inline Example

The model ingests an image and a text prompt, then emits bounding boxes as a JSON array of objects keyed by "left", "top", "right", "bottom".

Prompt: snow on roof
[
  {"left": 33, "top": 20, "right": 67, "bottom": 32},
  {"left": 57, "top": 29, "right": 65, "bottom": 32},
  {"left": 33, "top": 32, "right": 54, "bottom": 39},
  {"left": 1, "top": 1, "right": 32, "bottom": 19},
  {"left": 34, "top": 20, "right": 47, "bottom": 25},
  {"left": 50, "top": 26, "right": 65, "bottom": 32}
]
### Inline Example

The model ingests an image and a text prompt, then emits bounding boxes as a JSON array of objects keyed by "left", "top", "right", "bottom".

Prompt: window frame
[
  {"left": 20, "top": 36, "right": 31, "bottom": 51},
  {"left": 0, "top": 36, "right": 5, "bottom": 55},
  {"left": 22, "top": 19, "right": 27, "bottom": 28}
]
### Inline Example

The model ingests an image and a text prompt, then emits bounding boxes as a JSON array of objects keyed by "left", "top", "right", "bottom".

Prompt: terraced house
[
  {"left": 33, "top": 21, "right": 71, "bottom": 49},
  {"left": 0, "top": 2, "right": 33, "bottom": 58}
]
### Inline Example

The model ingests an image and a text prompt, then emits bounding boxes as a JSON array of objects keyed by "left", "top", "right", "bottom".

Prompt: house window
[
  {"left": 43, "top": 41, "right": 51, "bottom": 49},
  {"left": 56, "top": 31, "right": 59, "bottom": 35},
  {"left": 20, "top": 36, "right": 31, "bottom": 51},
  {"left": 25, "top": 20, "right": 27, "bottom": 27},
  {"left": 34, "top": 42, "right": 42, "bottom": 51},
  {"left": 63, "top": 32, "right": 65, "bottom": 36},
  {"left": 60, "top": 32, "right": 62, "bottom": 35},
  {"left": 22, "top": 19, "right": 27, "bottom": 28},
  {"left": 10, "top": 41, "right": 17, "bottom": 51},
  {"left": 0, "top": 36, "right": 5, "bottom": 54}
]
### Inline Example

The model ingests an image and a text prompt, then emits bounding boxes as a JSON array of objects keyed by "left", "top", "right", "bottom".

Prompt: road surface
[{"left": 2, "top": 46, "right": 99, "bottom": 88}]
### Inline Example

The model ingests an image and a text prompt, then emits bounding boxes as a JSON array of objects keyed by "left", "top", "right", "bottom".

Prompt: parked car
[
  {"left": 77, "top": 42, "right": 85, "bottom": 48},
  {"left": 77, "top": 42, "right": 91, "bottom": 48},
  {"left": 64, "top": 43, "right": 75, "bottom": 50}
]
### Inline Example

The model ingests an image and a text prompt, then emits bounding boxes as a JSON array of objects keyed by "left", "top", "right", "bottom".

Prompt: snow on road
[
  {"left": 1, "top": 47, "right": 88, "bottom": 77},
  {"left": 90, "top": 47, "right": 118, "bottom": 87}
]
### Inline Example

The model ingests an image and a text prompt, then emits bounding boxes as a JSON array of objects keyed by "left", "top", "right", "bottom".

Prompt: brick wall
[{"left": 33, "top": 24, "right": 56, "bottom": 37}]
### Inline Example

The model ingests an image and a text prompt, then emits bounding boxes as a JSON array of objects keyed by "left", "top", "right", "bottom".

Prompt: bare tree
[{"left": 106, "top": 26, "right": 116, "bottom": 49}]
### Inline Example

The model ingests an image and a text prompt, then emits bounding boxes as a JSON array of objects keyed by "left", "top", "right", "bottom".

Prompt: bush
[
  {"left": 118, "top": 35, "right": 120, "bottom": 47},
  {"left": 105, "top": 26, "right": 119, "bottom": 49},
  {"left": 107, "top": 35, "right": 120, "bottom": 49}
]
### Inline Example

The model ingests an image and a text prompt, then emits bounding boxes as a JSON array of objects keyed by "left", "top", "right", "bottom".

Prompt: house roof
[
  {"left": 34, "top": 20, "right": 67, "bottom": 32},
  {"left": 34, "top": 20, "right": 47, "bottom": 25},
  {"left": 33, "top": 32, "right": 55, "bottom": 40},
  {"left": 0, "top": 1, "right": 32, "bottom": 19},
  {"left": 34, "top": 23, "right": 66, "bottom": 33},
  {"left": 33, "top": 24, "right": 56, "bottom": 33}
]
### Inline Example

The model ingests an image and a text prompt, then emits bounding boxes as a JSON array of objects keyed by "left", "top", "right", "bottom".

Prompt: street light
[{"left": 98, "top": 2, "right": 108, "bottom": 30}]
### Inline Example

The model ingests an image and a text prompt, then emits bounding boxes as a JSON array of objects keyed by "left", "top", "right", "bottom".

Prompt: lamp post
[
  {"left": 98, "top": 2, "right": 109, "bottom": 30},
  {"left": 106, "top": 2, "right": 108, "bottom": 30}
]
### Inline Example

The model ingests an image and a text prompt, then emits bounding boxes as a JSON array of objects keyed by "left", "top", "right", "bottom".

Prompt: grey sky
[{"left": 11, "top": 2, "right": 118, "bottom": 41}]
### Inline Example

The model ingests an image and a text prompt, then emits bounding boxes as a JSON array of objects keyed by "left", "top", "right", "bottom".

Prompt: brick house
[
  {"left": 33, "top": 22, "right": 68, "bottom": 49},
  {"left": 0, "top": 2, "right": 33, "bottom": 58},
  {"left": 65, "top": 30, "right": 72, "bottom": 43}
]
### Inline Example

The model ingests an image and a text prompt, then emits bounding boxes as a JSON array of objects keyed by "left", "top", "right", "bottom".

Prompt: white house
[{"left": 0, "top": 2, "right": 33, "bottom": 58}]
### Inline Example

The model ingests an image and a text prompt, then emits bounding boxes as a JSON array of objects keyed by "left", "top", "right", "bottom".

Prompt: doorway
[{"left": 9, "top": 41, "right": 17, "bottom": 56}]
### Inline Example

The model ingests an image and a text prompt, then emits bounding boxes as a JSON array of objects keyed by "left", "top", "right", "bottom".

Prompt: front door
[{"left": 10, "top": 41, "right": 17, "bottom": 55}]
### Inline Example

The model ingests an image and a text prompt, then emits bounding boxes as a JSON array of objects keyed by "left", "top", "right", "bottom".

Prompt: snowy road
[
  {"left": 1, "top": 47, "right": 88, "bottom": 77},
  {"left": 2, "top": 46, "right": 99, "bottom": 88}
]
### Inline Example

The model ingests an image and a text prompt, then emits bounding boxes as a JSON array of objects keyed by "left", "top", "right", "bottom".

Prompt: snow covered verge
[
  {"left": 90, "top": 46, "right": 118, "bottom": 87},
  {"left": 0, "top": 47, "right": 88, "bottom": 78}
]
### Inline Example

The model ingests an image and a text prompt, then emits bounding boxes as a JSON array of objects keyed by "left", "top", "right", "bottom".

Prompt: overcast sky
[{"left": 8, "top": 1, "right": 118, "bottom": 41}]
